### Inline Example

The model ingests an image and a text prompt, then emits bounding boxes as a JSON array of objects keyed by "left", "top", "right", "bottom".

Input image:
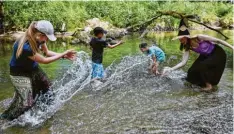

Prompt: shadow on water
[{"left": 0, "top": 30, "right": 233, "bottom": 133}]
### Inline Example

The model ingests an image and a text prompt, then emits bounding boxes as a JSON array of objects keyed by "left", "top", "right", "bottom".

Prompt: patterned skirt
[{"left": 1, "top": 66, "right": 51, "bottom": 120}]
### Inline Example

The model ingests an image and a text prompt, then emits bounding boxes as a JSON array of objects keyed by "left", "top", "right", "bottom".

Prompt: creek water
[{"left": 0, "top": 30, "right": 233, "bottom": 134}]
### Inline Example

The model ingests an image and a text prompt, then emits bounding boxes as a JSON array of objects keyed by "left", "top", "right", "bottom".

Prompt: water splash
[
  {"left": 49, "top": 54, "right": 232, "bottom": 133},
  {"left": 2, "top": 51, "right": 92, "bottom": 128},
  {"left": 1, "top": 51, "right": 232, "bottom": 134}
]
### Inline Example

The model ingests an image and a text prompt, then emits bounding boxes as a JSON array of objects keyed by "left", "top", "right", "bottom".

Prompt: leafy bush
[{"left": 2, "top": 1, "right": 233, "bottom": 31}]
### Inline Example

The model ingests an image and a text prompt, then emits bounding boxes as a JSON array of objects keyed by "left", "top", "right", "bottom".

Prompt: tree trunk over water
[{"left": 127, "top": 11, "right": 229, "bottom": 40}]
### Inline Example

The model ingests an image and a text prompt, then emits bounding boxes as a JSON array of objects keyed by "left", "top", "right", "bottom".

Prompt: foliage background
[{"left": 2, "top": 1, "right": 233, "bottom": 31}]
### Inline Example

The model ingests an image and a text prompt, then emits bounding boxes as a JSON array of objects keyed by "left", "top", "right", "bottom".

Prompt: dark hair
[
  {"left": 139, "top": 43, "right": 147, "bottom": 48},
  {"left": 93, "top": 27, "right": 107, "bottom": 36},
  {"left": 180, "top": 38, "right": 191, "bottom": 51}
]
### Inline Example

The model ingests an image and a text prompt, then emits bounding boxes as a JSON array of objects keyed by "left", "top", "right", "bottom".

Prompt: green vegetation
[
  {"left": 0, "top": 1, "right": 233, "bottom": 102},
  {"left": 2, "top": 1, "right": 233, "bottom": 31}
]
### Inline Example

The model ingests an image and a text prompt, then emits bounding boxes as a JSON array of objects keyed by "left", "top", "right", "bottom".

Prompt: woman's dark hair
[{"left": 180, "top": 38, "right": 191, "bottom": 51}]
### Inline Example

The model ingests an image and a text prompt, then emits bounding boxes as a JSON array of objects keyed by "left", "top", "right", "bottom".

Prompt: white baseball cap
[{"left": 35, "top": 20, "right": 57, "bottom": 41}]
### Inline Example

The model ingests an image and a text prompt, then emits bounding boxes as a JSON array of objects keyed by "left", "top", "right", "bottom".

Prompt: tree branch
[
  {"left": 126, "top": 14, "right": 162, "bottom": 32},
  {"left": 188, "top": 19, "right": 229, "bottom": 39},
  {"left": 127, "top": 10, "right": 228, "bottom": 40}
]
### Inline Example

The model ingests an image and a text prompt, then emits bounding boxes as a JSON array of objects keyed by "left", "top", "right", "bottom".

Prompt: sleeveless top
[{"left": 191, "top": 40, "right": 215, "bottom": 55}]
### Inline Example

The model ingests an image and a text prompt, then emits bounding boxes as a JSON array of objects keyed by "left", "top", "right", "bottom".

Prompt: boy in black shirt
[{"left": 90, "top": 27, "right": 123, "bottom": 80}]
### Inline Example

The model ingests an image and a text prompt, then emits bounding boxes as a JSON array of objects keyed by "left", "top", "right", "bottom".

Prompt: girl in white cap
[
  {"left": 162, "top": 19, "right": 233, "bottom": 92},
  {"left": 1, "top": 20, "right": 76, "bottom": 120}
]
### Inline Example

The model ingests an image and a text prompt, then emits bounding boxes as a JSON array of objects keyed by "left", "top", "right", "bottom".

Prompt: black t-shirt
[{"left": 89, "top": 37, "right": 108, "bottom": 64}]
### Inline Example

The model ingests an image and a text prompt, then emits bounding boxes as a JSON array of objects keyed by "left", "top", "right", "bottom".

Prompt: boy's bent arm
[{"left": 151, "top": 55, "right": 159, "bottom": 68}]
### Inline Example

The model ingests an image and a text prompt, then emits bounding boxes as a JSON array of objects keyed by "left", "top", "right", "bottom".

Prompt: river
[{"left": 0, "top": 30, "right": 233, "bottom": 134}]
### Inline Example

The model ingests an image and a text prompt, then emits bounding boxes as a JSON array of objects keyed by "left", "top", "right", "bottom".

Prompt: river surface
[{"left": 0, "top": 30, "right": 233, "bottom": 134}]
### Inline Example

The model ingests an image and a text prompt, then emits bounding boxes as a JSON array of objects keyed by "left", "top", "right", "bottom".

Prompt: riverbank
[
  {"left": 1, "top": 14, "right": 233, "bottom": 44},
  {"left": 0, "top": 26, "right": 232, "bottom": 44}
]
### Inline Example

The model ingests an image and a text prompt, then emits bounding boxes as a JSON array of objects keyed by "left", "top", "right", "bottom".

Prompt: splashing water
[
  {"left": 1, "top": 51, "right": 233, "bottom": 133},
  {"left": 49, "top": 53, "right": 232, "bottom": 133},
  {"left": 2, "top": 51, "right": 93, "bottom": 128}
]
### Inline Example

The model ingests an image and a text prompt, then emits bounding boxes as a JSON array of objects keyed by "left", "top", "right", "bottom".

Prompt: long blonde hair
[{"left": 16, "top": 21, "right": 41, "bottom": 58}]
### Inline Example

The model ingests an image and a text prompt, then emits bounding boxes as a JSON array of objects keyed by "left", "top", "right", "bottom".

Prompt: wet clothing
[
  {"left": 146, "top": 46, "right": 165, "bottom": 63},
  {"left": 2, "top": 67, "right": 51, "bottom": 120},
  {"left": 191, "top": 40, "right": 215, "bottom": 55},
  {"left": 10, "top": 66, "right": 51, "bottom": 98},
  {"left": 89, "top": 37, "right": 108, "bottom": 64},
  {"left": 186, "top": 43, "right": 226, "bottom": 87},
  {"left": 91, "top": 62, "right": 104, "bottom": 79},
  {"left": 1, "top": 41, "right": 51, "bottom": 120}
]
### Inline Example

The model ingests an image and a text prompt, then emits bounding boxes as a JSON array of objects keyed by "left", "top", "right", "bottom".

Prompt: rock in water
[
  {"left": 73, "top": 18, "right": 127, "bottom": 44},
  {"left": 70, "top": 38, "right": 80, "bottom": 45}
]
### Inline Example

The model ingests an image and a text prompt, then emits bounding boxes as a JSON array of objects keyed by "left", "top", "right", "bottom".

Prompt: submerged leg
[{"left": 1, "top": 92, "right": 30, "bottom": 120}]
